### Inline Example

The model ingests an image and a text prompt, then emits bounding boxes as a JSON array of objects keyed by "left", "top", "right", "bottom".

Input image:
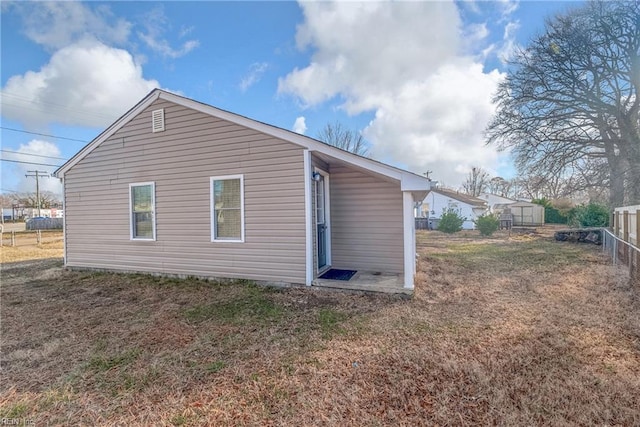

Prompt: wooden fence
[{"left": 612, "top": 205, "right": 639, "bottom": 245}]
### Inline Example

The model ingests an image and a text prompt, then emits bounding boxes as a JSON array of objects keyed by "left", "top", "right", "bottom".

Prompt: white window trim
[
  {"left": 210, "top": 174, "right": 245, "bottom": 243},
  {"left": 129, "top": 182, "right": 156, "bottom": 241}
]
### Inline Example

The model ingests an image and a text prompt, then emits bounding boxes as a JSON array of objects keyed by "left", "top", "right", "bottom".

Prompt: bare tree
[
  {"left": 0, "top": 194, "right": 18, "bottom": 223},
  {"left": 317, "top": 122, "right": 369, "bottom": 156},
  {"left": 486, "top": 1, "right": 640, "bottom": 207},
  {"left": 462, "top": 166, "right": 490, "bottom": 196},
  {"left": 18, "top": 191, "right": 61, "bottom": 210},
  {"left": 488, "top": 177, "right": 512, "bottom": 197}
]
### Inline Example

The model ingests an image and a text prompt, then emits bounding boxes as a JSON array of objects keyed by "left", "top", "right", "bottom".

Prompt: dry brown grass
[
  {"left": 1, "top": 229, "right": 639, "bottom": 426},
  {"left": 0, "top": 231, "right": 63, "bottom": 263}
]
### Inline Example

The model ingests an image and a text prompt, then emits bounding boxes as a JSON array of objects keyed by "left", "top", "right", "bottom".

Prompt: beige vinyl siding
[
  {"left": 330, "top": 165, "right": 403, "bottom": 273},
  {"left": 64, "top": 99, "right": 306, "bottom": 284}
]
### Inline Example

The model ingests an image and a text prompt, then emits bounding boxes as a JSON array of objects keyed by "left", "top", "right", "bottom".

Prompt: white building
[
  {"left": 478, "top": 193, "right": 517, "bottom": 212},
  {"left": 419, "top": 188, "right": 488, "bottom": 230}
]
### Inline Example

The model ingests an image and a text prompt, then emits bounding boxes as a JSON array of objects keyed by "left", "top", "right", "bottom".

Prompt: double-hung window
[
  {"left": 130, "top": 182, "right": 156, "bottom": 240},
  {"left": 210, "top": 175, "right": 244, "bottom": 242}
]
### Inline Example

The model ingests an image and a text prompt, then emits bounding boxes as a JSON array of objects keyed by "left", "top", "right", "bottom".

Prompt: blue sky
[{"left": 1, "top": 1, "right": 581, "bottom": 196}]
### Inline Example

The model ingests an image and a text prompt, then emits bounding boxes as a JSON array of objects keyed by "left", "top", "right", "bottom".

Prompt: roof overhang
[{"left": 54, "top": 89, "right": 431, "bottom": 195}]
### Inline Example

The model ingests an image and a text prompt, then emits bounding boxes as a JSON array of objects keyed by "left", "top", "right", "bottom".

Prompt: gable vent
[{"left": 152, "top": 109, "right": 165, "bottom": 133}]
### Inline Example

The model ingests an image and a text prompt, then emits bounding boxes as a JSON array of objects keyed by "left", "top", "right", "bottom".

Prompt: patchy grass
[
  {"left": 318, "top": 308, "right": 348, "bottom": 339},
  {"left": 2, "top": 229, "right": 639, "bottom": 425},
  {"left": 183, "top": 285, "right": 285, "bottom": 324},
  {"left": 87, "top": 348, "right": 141, "bottom": 372}
]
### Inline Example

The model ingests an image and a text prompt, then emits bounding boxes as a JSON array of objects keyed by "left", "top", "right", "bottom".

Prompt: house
[
  {"left": 53, "top": 89, "right": 431, "bottom": 293},
  {"left": 478, "top": 193, "right": 517, "bottom": 213},
  {"left": 420, "top": 188, "right": 488, "bottom": 230}
]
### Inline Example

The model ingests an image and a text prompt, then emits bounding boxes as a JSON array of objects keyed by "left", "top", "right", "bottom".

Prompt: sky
[{"left": 1, "top": 0, "right": 583, "bottom": 197}]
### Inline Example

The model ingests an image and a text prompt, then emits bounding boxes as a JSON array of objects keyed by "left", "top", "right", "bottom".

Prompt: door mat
[{"left": 319, "top": 269, "right": 357, "bottom": 281}]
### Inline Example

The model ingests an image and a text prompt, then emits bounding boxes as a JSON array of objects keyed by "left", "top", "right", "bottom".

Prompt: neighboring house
[
  {"left": 421, "top": 188, "right": 488, "bottom": 230},
  {"left": 478, "top": 193, "right": 517, "bottom": 213},
  {"left": 53, "top": 89, "right": 431, "bottom": 292}
]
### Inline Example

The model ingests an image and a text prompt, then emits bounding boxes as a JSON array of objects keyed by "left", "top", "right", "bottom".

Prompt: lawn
[
  {"left": 1, "top": 230, "right": 639, "bottom": 425},
  {"left": 1, "top": 231, "right": 63, "bottom": 263}
]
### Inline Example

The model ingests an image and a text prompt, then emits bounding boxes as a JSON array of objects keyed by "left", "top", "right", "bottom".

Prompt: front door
[{"left": 316, "top": 174, "right": 327, "bottom": 269}]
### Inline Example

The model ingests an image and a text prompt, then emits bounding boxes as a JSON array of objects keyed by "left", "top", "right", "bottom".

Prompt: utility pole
[{"left": 25, "top": 170, "right": 50, "bottom": 217}]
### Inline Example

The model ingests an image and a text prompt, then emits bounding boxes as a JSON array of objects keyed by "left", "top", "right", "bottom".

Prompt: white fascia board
[
  {"left": 401, "top": 173, "right": 433, "bottom": 192},
  {"left": 54, "top": 90, "right": 162, "bottom": 178}
]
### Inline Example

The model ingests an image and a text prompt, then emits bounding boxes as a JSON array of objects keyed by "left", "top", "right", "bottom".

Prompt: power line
[
  {"left": 1, "top": 158, "right": 61, "bottom": 168},
  {"left": 1, "top": 149, "right": 68, "bottom": 161},
  {"left": 0, "top": 126, "right": 89, "bottom": 143}
]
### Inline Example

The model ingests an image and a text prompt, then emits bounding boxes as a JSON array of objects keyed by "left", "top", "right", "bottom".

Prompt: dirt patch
[{"left": 1, "top": 230, "right": 639, "bottom": 425}]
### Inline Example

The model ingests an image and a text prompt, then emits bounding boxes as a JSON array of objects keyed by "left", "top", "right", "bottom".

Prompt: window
[
  {"left": 315, "top": 177, "right": 325, "bottom": 225},
  {"left": 130, "top": 182, "right": 156, "bottom": 240},
  {"left": 210, "top": 175, "right": 244, "bottom": 242}
]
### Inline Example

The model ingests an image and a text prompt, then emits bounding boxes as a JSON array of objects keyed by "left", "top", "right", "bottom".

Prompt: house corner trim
[
  {"left": 403, "top": 191, "right": 416, "bottom": 289},
  {"left": 303, "top": 149, "right": 313, "bottom": 285}
]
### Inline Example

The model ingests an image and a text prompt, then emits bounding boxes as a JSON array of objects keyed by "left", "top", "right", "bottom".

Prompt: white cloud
[
  {"left": 8, "top": 2, "right": 131, "bottom": 50},
  {"left": 240, "top": 62, "right": 269, "bottom": 92},
  {"left": 364, "top": 62, "right": 504, "bottom": 186},
  {"left": 498, "top": 0, "right": 519, "bottom": 19},
  {"left": 10, "top": 140, "right": 64, "bottom": 195},
  {"left": 292, "top": 116, "right": 307, "bottom": 134},
  {"left": 8, "top": 2, "right": 199, "bottom": 60},
  {"left": 464, "top": 22, "right": 490, "bottom": 44},
  {"left": 279, "top": 1, "right": 505, "bottom": 187},
  {"left": 497, "top": 21, "right": 520, "bottom": 64},
  {"left": 279, "top": 1, "right": 461, "bottom": 110},
  {"left": 1, "top": 40, "right": 160, "bottom": 128},
  {"left": 138, "top": 6, "right": 199, "bottom": 59}
]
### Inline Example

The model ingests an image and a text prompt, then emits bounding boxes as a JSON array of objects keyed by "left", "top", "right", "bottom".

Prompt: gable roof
[
  {"left": 54, "top": 89, "right": 430, "bottom": 192},
  {"left": 428, "top": 188, "right": 487, "bottom": 207}
]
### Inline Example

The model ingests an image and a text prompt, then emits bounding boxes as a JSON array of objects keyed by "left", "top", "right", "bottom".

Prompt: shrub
[
  {"left": 475, "top": 214, "right": 499, "bottom": 236},
  {"left": 544, "top": 206, "right": 568, "bottom": 224},
  {"left": 437, "top": 209, "right": 465, "bottom": 234},
  {"left": 569, "top": 203, "right": 610, "bottom": 227},
  {"left": 533, "top": 198, "right": 568, "bottom": 224}
]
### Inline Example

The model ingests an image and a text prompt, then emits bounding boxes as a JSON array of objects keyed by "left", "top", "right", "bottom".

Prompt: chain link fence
[
  {"left": 0, "top": 228, "right": 63, "bottom": 247},
  {"left": 602, "top": 228, "right": 640, "bottom": 285}
]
